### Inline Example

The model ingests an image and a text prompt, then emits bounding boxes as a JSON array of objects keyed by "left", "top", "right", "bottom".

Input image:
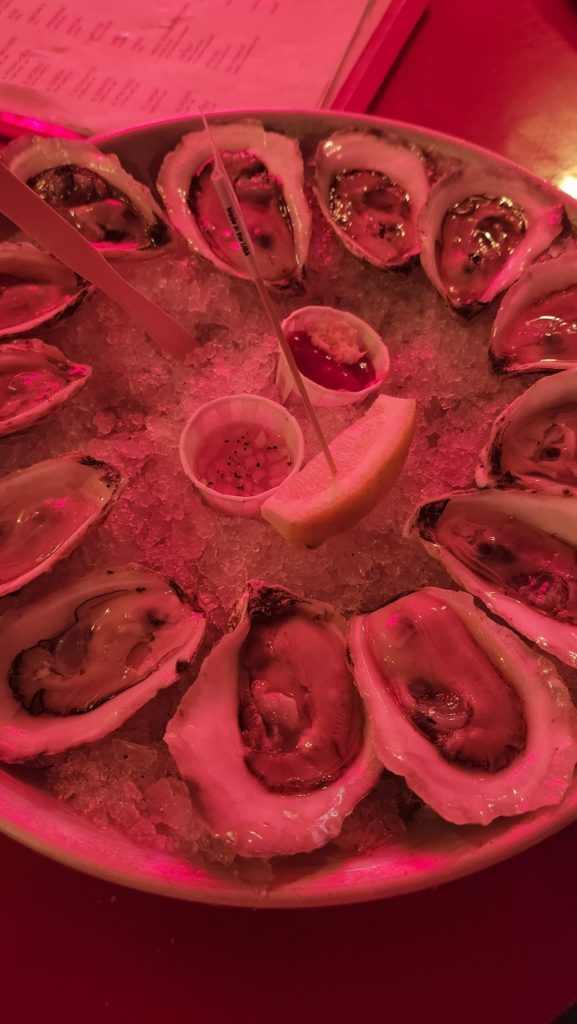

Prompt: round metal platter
[{"left": 0, "top": 109, "right": 576, "bottom": 908}]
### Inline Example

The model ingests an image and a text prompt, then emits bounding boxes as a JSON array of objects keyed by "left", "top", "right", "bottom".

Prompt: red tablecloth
[{"left": 3, "top": 4, "right": 577, "bottom": 1022}]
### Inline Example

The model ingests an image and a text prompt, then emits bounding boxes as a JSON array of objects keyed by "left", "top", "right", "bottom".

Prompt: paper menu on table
[{"left": 0, "top": 0, "right": 379, "bottom": 133}]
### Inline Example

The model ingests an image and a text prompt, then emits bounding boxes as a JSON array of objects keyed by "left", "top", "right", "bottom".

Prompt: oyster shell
[
  {"left": 0, "top": 452, "right": 123, "bottom": 598},
  {"left": 407, "top": 487, "right": 577, "bottom": 667},
  {"left": 0, "top": 339, "right": 91, "bottom": 437},
  {"left": 314, "top": 130, "right": 430, "bottom": 268},
  {"left": 348, "top": 587, "right": 577, "bottom": 825},
  {"left": 489, "top": 250, "right": 577, "bottom": 373},
  {"left": 0, "top": 567, "right": 205, "bottom": 761},
  {"left": 157, "top": 122, "right": 311, "bottom": 286},
  {"left": 2, "top": 137, "right": 171, "bottom": 257},
  {"left": 165, "top": 581, "right": 381, "bottom": 858},
  {"left": 477, "top": 367, "right": 577, "bottom": 493},
  {"left": 418, "top": 163, "right": 564, "bottom": 311},
  {"left": 0, "top": 242, "right": 89, "bottom": 338}
]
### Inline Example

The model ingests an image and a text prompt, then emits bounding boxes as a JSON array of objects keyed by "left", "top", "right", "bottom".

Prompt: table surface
[{"left": 3, "top": 3, "right": 577, "bottom": 1023}]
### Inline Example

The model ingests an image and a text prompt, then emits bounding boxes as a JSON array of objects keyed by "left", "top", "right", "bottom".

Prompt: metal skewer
[{"left": 199, "top": 114, "right": 337, "bottom": 477}]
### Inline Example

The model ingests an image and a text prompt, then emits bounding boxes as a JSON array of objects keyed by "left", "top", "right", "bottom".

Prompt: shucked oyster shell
[
  {"left": 0, "top": 242, "right": 89, "bottom": 338},
  {"left": 0, "top": 452, "right": 123, "bottom": 598},
  {"left": 407, "top": 487, "right": 577, "bottom": 667},
  {"left": 0, "top": 567, "right": 205, "bottom": 761},
  {"left": 349, "top": 587, "right": 577, "bottom": 825},
  {"left": 165, "top": 581, "right": 381, "bottom": 858},
  {"left": 419, "top": 163, "right": 564, "bottom": 312},
  {"left": 157, "top": 121, "right": 311, "bottom": 286},
  {"left": 0, "top": 339, "right": 91, "bottom": 437},
  {"left": 314, "top": 130, "right": 430, "bottom": 268},
  {"left": 489, "top": 249, "right": 577, "bottom": 373},
  {"left": 2, "top": 137, "right": 172, "bottom": 257},
  {"left": 477, "top": 368, "right": 577, "bottom": 493}
]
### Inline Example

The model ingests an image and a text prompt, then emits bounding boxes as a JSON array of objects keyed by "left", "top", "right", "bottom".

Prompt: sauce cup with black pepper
[{"left": 179, "top": 394, "right": 305, "bottom": 517}]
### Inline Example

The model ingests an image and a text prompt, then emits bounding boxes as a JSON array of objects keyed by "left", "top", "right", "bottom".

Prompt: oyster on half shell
[
  {"left": 418, "top": 163, "right": 564, "bottom": 312},
  {"left": 165, "top": 581, "right": 381, "bottom": 858},
  {"left": 0, "top": 339, "right": 91, "bottom": 437},
  {"left": 0, "top": 567, "right": 205, "bottom": 761},
  {"left": 2, "top": 137, "right": 172, "bottom": 257},
  {"left": 157, "top": 122, "right": 311, "bottom": 286},
  {"left": 349, "top": 587, "right": 577, "bottom": 825},
  {"left": 0, "top": 242, "right": 89, "bottom": 338},
  {"left": 0, "top": 452, "right": 123, "bottom": 598},
  {"left": 477, "top": 367, "right": 577, "bottom": 493},
  {"left": 314, "top": 130, "right": 430, "bottom": 268},
  {"left": 489, "top": 249, "right": 577, "bottom": 373},
  {"left": 407, "top": 487, "right": 577, "bottom": 667}
]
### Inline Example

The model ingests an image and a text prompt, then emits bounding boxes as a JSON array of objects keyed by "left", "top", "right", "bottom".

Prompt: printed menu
[{"left": 0, "top": 0, "right": 387, "bottom": 132}]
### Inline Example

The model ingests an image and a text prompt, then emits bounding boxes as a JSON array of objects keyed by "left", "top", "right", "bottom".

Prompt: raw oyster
[
  {"left": 165, "top": 581, "right": 381, "bottom": 858},
  {"left": 0, "top": 242, "right": 89, "bottom": 338},
  {"left": 0, "top": 567, "right": 205, "bottom": 761},
  {"left": 407, "top": 487, "right": 577, "bottom": 667},
  {"left": 0, "top": 452, "right": 123, "bottom": 598},
  {"left": 348, "top": 587, "right": 577, "bottom": 825},
  {"left": 477, "top": 368, "right": 577, "bottom": 492},
  {"left": 2, "top": 137, "right": 171, "bottom": 257},
  {"left": 314, "top": 130, "right": 430, "bottom": 268},
  {"left": 0, "top": 339, "right": 91, "bottom": 437},
  {"left": 490, "top": 250, "right": 577, "bottom": 373},
  {"left": 418, "top": 163, "right": 564, "bottom": 311},
  {"left": 157, "top": 122, "right": 311, "bottom": 286}
]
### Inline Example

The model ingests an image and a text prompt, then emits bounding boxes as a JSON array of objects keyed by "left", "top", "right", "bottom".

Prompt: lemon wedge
[{"left": 261, "top": 393, "right": 416, "bottom": 546}]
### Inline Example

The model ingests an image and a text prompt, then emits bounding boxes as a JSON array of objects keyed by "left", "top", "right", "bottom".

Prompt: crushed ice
[{"left": 0, "top": 167, "right": 533, "bottom": 864}]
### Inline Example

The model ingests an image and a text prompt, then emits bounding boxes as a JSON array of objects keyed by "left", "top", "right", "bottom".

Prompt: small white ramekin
[
  {"left": 276, "top": 305, "right": 390, "bottom": 408},
  {"left": 179, "top": 393, "right": 305, "bottom": 517}
]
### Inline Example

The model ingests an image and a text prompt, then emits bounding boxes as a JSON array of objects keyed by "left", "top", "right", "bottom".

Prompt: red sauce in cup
[{"left": 287, "top": 330, "right": 376, "bottom": 392}]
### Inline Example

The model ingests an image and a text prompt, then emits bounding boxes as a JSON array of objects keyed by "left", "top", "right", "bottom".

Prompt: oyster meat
[
  {"left": 2, "top": 137, "right": 171, "bottom": 257},
  {"left": 165, "top": 582, "right": 381, "bottom": 858},
  {"left": 407, "top": 487, "right": 577, "bottom": 666},
  {"left": 157, "top": 122, "right": 311, "bottom": 285},
  {"left": 314, "top": 130, "right": 430, "bottom": 268},
  {"left": 0, "top": 242, "right": 88, "bottom": 338},
  {"left": 418, "top": 163, "right": 564, "bottom": 311},
  {"left": 349, "top": 588, "right": 577, "bottom": 825},
  {"left": 0, "top": 339, "right": 91, "bottom": 437},
  {"left": 477, "top": 367, "right": 577, "bottom": 492},
  {"left": 0, "top": 567, "right": 205, "bottom": 761},
  {"left": 0, "top": 452, "right": 123, "bottom": 598},
  {"left": 490, "top": 250, "right": 577, "bottom": 373}
]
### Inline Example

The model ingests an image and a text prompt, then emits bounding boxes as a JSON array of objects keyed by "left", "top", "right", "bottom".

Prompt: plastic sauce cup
[
  {"left": 277, "top": 305, "right": 390, "bottom": 408},
  {"left": 179, "top": 393, "right": 305, "bottom": 518}
]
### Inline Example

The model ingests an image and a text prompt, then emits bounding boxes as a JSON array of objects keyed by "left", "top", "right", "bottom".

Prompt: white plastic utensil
[{"left": 0, "top": 160, "right": 194, "bottom": 360}]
